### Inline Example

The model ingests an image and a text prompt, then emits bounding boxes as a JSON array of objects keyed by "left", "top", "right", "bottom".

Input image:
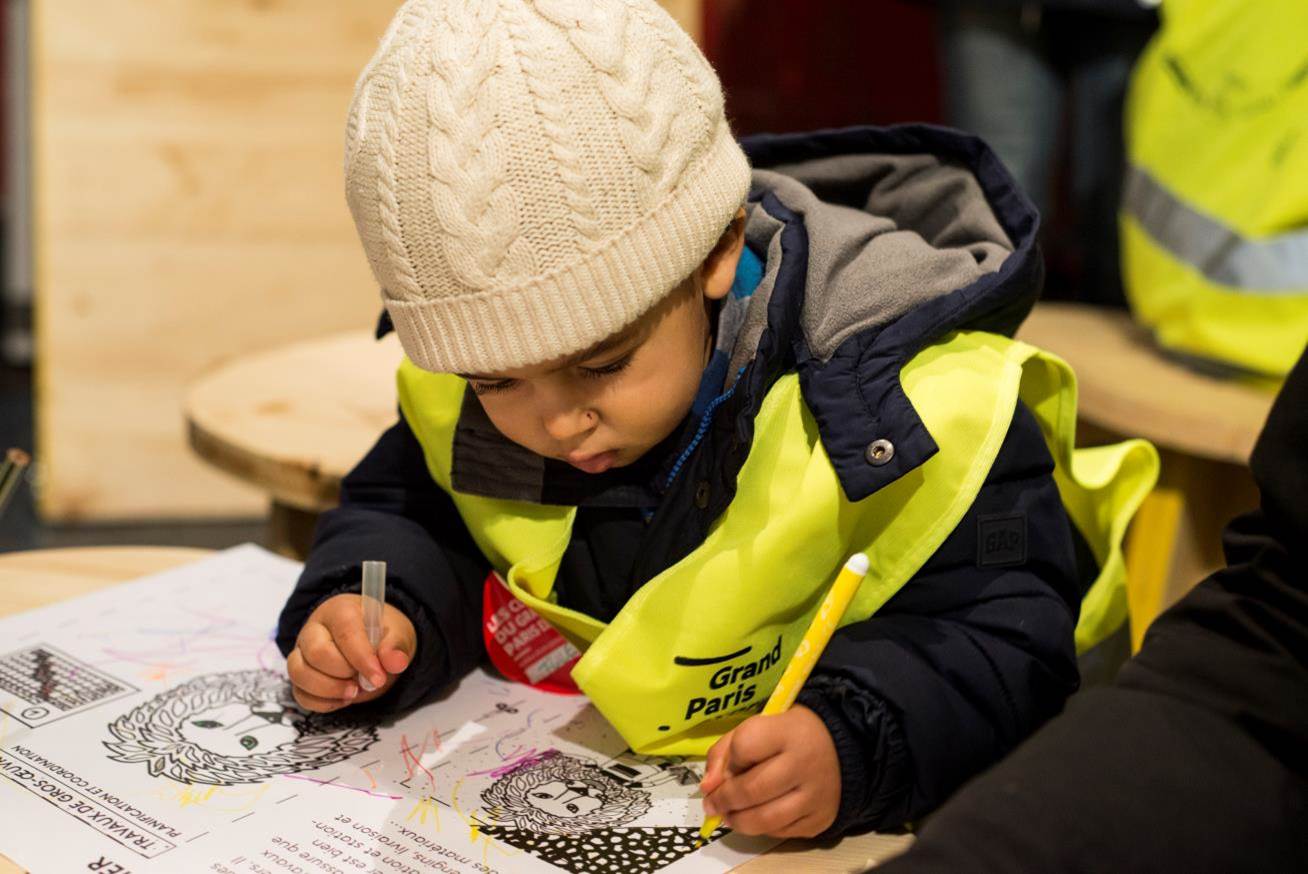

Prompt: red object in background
[{"left": 703, "top": 0, "right": 941, "bottom": 136}]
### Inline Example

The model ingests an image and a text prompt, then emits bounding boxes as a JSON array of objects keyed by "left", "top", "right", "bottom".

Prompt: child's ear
[{"left": 700, "top": 208, "right": 747, "bottom": 302}]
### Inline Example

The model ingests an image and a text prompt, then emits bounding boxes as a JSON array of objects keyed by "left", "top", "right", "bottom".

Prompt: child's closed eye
[
  {"left": 470, "top": 378, "right": 517, "bottom": 395},
  {"left": 580, "top": 353, "right": 633, "bottom": 379}
]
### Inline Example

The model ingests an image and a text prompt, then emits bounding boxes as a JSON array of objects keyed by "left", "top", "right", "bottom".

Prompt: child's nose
[{"left": 541, "top": 405, "right": 597, "bottom": 445}]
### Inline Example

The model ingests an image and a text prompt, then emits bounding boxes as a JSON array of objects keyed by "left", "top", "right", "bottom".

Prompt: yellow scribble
[
  {"left": 155, "top": 782, "right": 270, "bottom": 811},
  {"left": 450, "top": 778, "right": 480, "bottom": 842},
  {"left": 405, "top": 795, "right": 441, "bottom": 830},
  {"left": 176, "top": 785, "right": 219, "bottom": 808},
  {"left": 451, "top": 782, "right": 521, "bottom": 861}
]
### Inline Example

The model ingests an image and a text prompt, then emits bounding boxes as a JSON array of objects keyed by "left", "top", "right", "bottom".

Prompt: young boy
[{"left": 277, "top": 0, "right": 1152, "bottom": 839}]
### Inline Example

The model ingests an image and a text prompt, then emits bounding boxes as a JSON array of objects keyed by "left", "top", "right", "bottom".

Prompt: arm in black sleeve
[
  {"left": 875, "top": 346, "right": 1308, "bottom": 874},
  {"left": 797, "top": 401, "right": 1082, "bottom": 835},
  {"left": 275, "top": 415, "right": 489, "bottom": 713}
]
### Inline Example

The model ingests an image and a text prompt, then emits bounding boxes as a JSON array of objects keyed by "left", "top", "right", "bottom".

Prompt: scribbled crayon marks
[{"left": 477, "top": 825, "right": 729, "bottom": 874}]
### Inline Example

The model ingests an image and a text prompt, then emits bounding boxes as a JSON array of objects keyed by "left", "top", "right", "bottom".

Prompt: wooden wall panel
[
  {"left": 33, "top": 0, "right": 701, "bottom": 521},
  {"left": 34, "top": 0, "right": 398, "bottom": 519}
]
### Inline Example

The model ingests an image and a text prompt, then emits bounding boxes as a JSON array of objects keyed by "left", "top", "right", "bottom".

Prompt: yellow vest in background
[
  {"left": 398, "top": 333, "right": 1158, "bottom": 755},
  {"left": 1122, "top": 0, "right": 1308, "bottom": 379}
]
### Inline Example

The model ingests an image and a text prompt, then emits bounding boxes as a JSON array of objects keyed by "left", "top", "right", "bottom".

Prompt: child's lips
[{"left": 567, "top": 449, "right": 618, "bottom": 474}]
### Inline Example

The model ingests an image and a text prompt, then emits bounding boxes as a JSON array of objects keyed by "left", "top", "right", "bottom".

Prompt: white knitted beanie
[{"left": 344, "top": 0, "right": 752, "bottom": 374}]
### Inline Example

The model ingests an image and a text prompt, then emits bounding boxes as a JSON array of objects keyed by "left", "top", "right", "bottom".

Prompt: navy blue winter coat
[{"left": 277, "top": 125, "right": 1088, "bottom": 836}]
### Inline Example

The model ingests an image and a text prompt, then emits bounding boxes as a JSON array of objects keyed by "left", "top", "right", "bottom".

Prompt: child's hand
[
  {"left": 287, "top": 594, "right": 416, "bottom": 712},
  {"left": 700, "top": 705, "right": 841, "bottom": 838}
]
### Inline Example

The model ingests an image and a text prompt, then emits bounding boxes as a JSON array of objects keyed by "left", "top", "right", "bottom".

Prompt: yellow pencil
[{"left": 699, "top": 552, "right": 870, "bottom": 841}]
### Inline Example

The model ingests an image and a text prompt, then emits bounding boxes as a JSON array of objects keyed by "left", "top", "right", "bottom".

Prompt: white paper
[{"left": 0, "top": 545, "right": 776, "bottom": 874}]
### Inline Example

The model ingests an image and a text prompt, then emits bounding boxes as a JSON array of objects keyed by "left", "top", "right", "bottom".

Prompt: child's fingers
[
  {"left": 378, "top": 647, "right": 411, "bottom": 677},
  {"left": 773, "top": 811, "right": 829, "bottom": 840},
  {"left": 322, "top": 611, "right": 386, "bottom": 689},
  {"left": 700, "top": 731, "right": 733, "bottom": 795},
  {"left": 725, "top": 715, "right": 788, "bottom": 773},
  {"left": 717, "top": 787, "right": 806, "bottom": 837},
  {"left": 291, "top": 684, "right": 352, "bottom": 714},
  {"left": 287, "top": 648, "right": 359, "bottom": 701},
  {"left": 704, "top": 751, "right": 798, "bottom": 818},
  {"left": 377, "top": 623, "right": 414, "bottom": 676},
  {"left": 296, "top": 622, "right": 356, "bottom": 679}
]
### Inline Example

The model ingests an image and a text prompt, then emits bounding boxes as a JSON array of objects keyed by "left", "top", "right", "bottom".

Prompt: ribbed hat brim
[{"left": 386, "top": 122, "right": 751, "bottom": 374}]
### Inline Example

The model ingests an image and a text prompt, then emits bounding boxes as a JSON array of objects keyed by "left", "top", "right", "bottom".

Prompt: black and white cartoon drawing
[
  {"left": 481, "top": 751, "right": 652, "bottom": 833},
  {"left": 104, "top": 670, "right": 378, "bottom": 786},
  {"left": 596, "top": 751, "right": 701, "bottom": 791},
  {"left": 477, "top": 750, "right": 724, "bottom": 874}
]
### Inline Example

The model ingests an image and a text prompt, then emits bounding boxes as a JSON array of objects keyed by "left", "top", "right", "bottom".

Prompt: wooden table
[
  {"left": 0, "top": 547, "right": 913, "bottom": 873},
  {"left": 1016, "top": 303, "right": 1274, "bottom": 645}
]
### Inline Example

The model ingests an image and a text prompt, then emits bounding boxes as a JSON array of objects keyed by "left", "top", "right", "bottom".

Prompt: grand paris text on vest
[{"left": 680, "top": 636, "right": 783, "bottom": 722}]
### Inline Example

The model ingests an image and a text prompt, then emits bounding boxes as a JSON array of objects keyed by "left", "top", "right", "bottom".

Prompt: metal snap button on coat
[
  {"left": 865, "top": 439, "right": 895, "bottom": 466},
  {"left": 694, "top": 481, "right": 711, "bottom": 508}
]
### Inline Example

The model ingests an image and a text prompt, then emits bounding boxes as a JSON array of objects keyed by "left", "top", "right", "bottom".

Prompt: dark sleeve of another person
[
  {"left": 877, "top": 345, "right": 1308, "bottom": 874},
  {"left": 274, "top": 417, "right": 490, "bottom": 714}
]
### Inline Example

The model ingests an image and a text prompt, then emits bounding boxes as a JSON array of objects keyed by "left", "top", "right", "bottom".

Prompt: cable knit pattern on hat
[{"left": 344, "top": 0, "right": 751, "bottom": 374}]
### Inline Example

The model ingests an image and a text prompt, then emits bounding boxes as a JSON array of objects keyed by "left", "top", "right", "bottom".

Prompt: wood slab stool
[
  {"left": 185, "top": 332, "right": 404, "bottom": 556},
  {"left": 1017, "top": 302, "right": 1274, "bottom": 649}
]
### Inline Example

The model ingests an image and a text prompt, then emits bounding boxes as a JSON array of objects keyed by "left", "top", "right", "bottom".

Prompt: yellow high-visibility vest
[
  {"left": 1122, "top": 0, "right": 1308, "bottom": 379},
  {"left": 398, "top": 332, "right": 1158, "bottom": 755}
]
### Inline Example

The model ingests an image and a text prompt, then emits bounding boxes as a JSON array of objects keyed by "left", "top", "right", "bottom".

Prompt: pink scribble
[
  {"left": 400, "top": 732, "right": 437, "bottom": 793},
  {"left": 468, "top": 748, "right": 559, "bottom": 779},
  {"left": 282, "top": 774, "right": 401, "bottom": 800}
]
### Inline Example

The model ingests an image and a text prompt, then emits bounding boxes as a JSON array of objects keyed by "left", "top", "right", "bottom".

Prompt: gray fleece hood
[
  {"left": 729, "top": 124, "right": 1044, "bottom": 501},
  {"left": 421, "top": 125, "right": 1043, "bottom": 510}
]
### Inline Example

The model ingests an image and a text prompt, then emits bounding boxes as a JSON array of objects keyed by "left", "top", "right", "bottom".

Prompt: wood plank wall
[{"left": 32, "top": 0, "right": 701, "bottom": 521}]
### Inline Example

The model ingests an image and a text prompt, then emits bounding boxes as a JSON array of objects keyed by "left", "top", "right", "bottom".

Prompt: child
[{"left": 276, "top": 0, "right": 1153, "bottom": 839}]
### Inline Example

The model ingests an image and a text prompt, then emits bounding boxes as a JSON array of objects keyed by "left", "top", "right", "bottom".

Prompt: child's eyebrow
[
  {"left": 559, "top": 331, "right": 638, "bottom": 368},
  {"left": 458, "top": 328, "right": 640, "bottom": 381}
]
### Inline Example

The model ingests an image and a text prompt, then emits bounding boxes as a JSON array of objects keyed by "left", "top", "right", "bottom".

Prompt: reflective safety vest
[
  {"left": 397, "top": 332, "right": 1158, "bottom": 755},
  {"left": 1121, "top": 0, "right": 1308, "bottom": 379}
]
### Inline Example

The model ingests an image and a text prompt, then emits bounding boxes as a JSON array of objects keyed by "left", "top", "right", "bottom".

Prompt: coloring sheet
[{"left": 0, "top": 546, "right": 777, "bottom": 874}]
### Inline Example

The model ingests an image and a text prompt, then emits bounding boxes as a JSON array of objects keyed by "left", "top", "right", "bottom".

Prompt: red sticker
[{"left": 482, "top": 571, "right": 582, "bottom": 695}]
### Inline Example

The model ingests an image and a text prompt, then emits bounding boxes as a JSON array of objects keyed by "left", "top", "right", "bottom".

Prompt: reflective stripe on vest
[
  {"left": 1123, "top": 164, "right": 1308, "bottom": 293},
  {"left": 1121, "top": 0, "right": 1308, "bottom": 377},
  {"left": 397, "top": 331, "right": 1158, "bottom": 755}
]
